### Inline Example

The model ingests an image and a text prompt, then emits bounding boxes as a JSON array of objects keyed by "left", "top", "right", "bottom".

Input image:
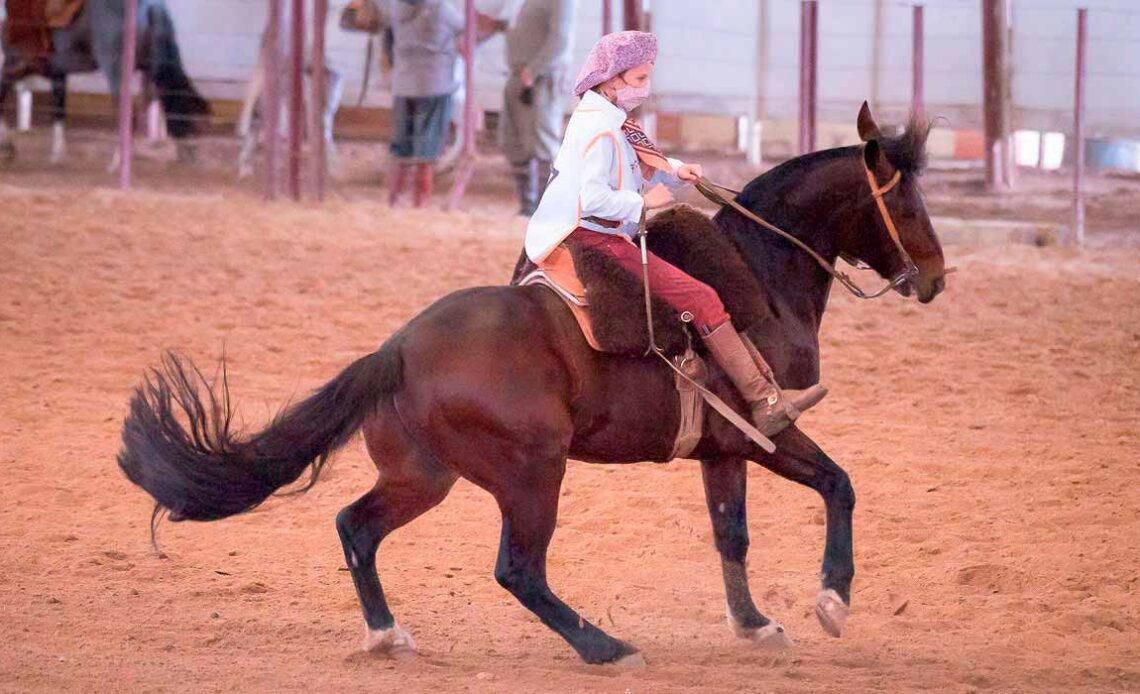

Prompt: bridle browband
[{"left": 693, "top": 147, "right": 921, "bottom": 300}]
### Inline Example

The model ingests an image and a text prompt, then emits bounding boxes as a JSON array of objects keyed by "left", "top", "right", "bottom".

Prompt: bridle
[{"left": 693, "top": 150, "right": 921, "bottom": 300}]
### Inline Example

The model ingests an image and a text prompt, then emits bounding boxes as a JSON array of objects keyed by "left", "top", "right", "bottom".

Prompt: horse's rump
[
  {"left": 514, "top": 204, "right": 769, "bottom": 358},
  {"left": 2, "top": 0, "right": 52, "bottom": 70}
]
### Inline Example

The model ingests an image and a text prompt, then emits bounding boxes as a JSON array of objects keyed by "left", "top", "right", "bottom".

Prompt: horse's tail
[
  {"left": 145, "top": 4, "right": 210, "bottom": 138},
  {"left": 117, "top": 340, "right": 403, "bottom": 522}
]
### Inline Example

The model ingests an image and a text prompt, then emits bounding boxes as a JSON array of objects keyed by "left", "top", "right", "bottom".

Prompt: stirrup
[
  {"left": 751, "top": 384, "right": 828, "bottom": 437},
  {"left": 781, "top": 384, "right": 828, "bottom": 421}
]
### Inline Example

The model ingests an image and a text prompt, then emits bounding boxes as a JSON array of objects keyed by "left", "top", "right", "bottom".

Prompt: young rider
[{"left": 523, "top": 30, "right": 826, "bottom": 437}]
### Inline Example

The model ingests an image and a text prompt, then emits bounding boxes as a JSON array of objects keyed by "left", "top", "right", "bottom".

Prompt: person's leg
[
  {"left": 569, "top": 231, "right": 825, "bottom": 436},
  {"left": 531, "top": 71, "right": 565, "bottom": 200},
  {"left": 500, "top": 72, "right": 538, "bottom": 215},
  {"left": 388, "top": 97, "right": 414, "bottom": 207},
  {"left": 410, "top": 94, "right": 451, "bottom": 207}
]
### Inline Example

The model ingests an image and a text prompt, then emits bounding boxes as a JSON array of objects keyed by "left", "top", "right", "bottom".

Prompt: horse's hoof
[
  {"left": 610, "top": 651, "right": 646, "bottom": 669},
  {"left": 815, "top": 588, "right": 849, "bottom": 637},
  {"left": 0, "top": 142, "right": 15, "bottom": 163},
  {"left": 729, "top": 617, "right": 795, "bottom": 649},
  {"left": 362, "top": 623, "right": 417, "bottom": 661}
]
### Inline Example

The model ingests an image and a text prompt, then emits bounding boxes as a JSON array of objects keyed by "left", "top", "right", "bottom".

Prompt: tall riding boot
[
  {"left": 536, "top": 159, "right": 553, "bottom": 199},
  {"left": 513, "top": 159, "right": 539, "bottom": 216},
  {"left": 388, "top": 162, "right": 413, "bottom": 208},
  {"left": 412, "top": 162, "right": 434, "bottom": 208},
  {"left": 702, "top": 324, "right": 828, "bottom": 437}
]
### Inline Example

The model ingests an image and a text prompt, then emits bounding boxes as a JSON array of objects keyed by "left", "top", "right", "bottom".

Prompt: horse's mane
[{"left": 750, "top": 114, "right": 933, "bottom": 193}]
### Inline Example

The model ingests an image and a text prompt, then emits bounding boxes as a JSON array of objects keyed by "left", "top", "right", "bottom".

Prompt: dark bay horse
[
  {"left": 117, "top": 104, "right": 946, "bottom": 665},
  {"left": 0, "top": 0, "right": 209, "bottom": 164}
]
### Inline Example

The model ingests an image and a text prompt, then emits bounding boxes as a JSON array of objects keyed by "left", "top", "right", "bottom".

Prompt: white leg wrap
[{"left": 362, "top": 622, "right": 417, "bottom": 659}]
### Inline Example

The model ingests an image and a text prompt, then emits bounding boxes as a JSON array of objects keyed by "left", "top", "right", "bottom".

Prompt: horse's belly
[{"left": 567, "top": 355, "right": 680, "bottom": 464}]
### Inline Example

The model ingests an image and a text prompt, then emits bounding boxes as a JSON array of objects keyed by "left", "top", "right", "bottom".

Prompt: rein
[{"left": 693, "top": 156, "right": 919, "bottom": 300}]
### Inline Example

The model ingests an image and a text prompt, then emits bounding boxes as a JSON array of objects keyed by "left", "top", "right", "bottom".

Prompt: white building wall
[{"left": 2, "top": 0, "right": 1138, "bottom": 137}]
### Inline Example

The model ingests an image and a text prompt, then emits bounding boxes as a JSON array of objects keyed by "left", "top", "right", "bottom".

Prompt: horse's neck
[{"left": 717, "top": 151, "right": 871, "bottom": 385}]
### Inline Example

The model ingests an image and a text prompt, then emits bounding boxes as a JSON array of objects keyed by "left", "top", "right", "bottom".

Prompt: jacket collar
[{"left": 577, "top": 89, "right": 628, "bottom": 129}]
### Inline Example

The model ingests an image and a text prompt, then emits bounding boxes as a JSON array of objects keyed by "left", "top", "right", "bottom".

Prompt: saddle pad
[{"left": 518, "top": 246, "right": 605, "bottom": 352}]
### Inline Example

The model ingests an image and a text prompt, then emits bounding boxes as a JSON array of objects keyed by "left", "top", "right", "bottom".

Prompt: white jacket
[{"left": 524, "top": 90, "right": 685, "bottom": 262}]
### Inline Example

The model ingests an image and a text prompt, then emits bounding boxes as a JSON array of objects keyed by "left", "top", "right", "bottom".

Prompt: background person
[{"left": 501, "top": 0, "right": 576, "bottom": 215}]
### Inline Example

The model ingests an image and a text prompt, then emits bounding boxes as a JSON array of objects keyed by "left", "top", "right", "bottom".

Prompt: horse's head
[{"left": 844, "top": 102, "right": 946, "bottom": 304}]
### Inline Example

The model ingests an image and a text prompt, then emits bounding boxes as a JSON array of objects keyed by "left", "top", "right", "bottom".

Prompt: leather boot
[
  {"left": 702, "top": 324, "right": 828, "bottom": 437},
  {"left": 388, "top": 162, "right": 413, "bottom": 207},
  {"left": 412, "top": 162, "right": 434, "bottom": 207},
  {"left": 739, "top": 332, "right": 827, "bottom": 422},
  {"left": 513, "top": 159, "right": 539, "bottom": 216},
  {"left": 536, "top": 159, "right": 553, "bottom": 199}
]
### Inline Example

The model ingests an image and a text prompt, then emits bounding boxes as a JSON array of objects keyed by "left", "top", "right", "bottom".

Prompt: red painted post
[
  {"left": 798, "top": 0, "right": 817, "bottom": 155},
  {"left": 1072, "top": 8, "right": 1087, "bottom": 246},
  {"left": 623, "top": 0, "right": 639, "bottom": 31},
  {"left": 445, "top": 0, "right": 478, "bottom": 211},
  {"left": 287, "top": 0, "right": 305, "bottom": 201},
  {"left": 982, "top": 0, "right": 1011, "bottom": 190},
  {"left": 264, "top": 0, "right": 283, "bottom": 200},
  {"left": 312, "top": 0, "right": 328, "bottom": 201},
  {"left": 602, "top": 0, "right": 612, "bottom": 35},
  {"left": 117, "top": 0, "right": 139, "bottom": 190},
  {"left": 912, "top": 4, "right": 924, "bottom": 120}
]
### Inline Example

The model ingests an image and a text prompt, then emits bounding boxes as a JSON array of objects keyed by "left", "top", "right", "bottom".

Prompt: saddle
[
  {"left": 513, "top": 205, "right": 769, "bottom": 459},
  {"left": 45, "top": 0, "right": 83, "bottom": 28}
]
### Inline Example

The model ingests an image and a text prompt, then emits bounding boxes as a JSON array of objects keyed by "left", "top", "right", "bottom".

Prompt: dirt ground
[{"left": 2, "top": 130, "right": 1139, "bottom": 692}]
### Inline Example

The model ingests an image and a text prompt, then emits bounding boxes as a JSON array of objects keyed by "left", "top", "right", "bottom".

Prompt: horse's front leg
[
  {"left": 700, "top": 457, "right": 794, "bottom": 648},
  {"left": 322, "top": 67, "right": 343, "bottom": 170},
  {"left": 751, "top": 427, "right": 855, "bottom": 637},
  {"left": 49, "top": 71, "right": 68, "bottom": 164}
]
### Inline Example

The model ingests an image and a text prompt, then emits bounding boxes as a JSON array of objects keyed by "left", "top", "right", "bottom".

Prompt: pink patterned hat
[{"left": 572, "top": 31, "right": 658, "bottom": 98}]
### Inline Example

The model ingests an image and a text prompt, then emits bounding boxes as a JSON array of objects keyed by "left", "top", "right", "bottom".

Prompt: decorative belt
[{"left": 582, "top": 216, "right": 622, "bottom": 229}]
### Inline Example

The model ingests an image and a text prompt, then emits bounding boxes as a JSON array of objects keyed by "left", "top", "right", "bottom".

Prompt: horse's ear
[{"left": 857, "top": 101, "right": 881, "bottom": 142}]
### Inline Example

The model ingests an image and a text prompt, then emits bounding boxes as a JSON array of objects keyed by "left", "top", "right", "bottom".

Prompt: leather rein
[{"left": 693, "top": 154, "right": 920, "bottom": 300}]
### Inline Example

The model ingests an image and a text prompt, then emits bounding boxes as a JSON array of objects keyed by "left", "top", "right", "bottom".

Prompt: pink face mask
[{"left": 614, "top": 81, "right": 651, "bottom": 112}]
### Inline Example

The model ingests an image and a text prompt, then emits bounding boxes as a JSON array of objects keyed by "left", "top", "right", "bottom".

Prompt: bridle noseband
[{"left": 694, "top": 148, "right": 921, "bottom": 300}]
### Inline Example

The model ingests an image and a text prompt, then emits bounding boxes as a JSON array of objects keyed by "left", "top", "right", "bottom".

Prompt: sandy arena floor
[{"left": 1, "top": 133, "right": 1140, "bottom": 692}]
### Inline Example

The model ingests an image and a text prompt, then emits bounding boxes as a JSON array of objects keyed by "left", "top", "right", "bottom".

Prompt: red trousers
[{"left": 566, "top": 228, "right": 731, "bottom": 335}]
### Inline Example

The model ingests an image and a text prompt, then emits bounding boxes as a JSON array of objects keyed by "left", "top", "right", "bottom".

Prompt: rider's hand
[
  {"left": 520, "top": 67, "right": 535, "bottom": 88},
  {"left": 643, "top": 183, "right": 675, "bottom": 210},
  {"left": 676, "top": 163, "right": 704, "bottom": 183}
]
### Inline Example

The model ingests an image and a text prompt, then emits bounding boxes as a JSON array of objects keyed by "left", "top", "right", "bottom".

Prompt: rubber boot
[
  {"left": 702, "top": 324, "right": 828, "bottom": 437},
  {"left": 513, "top": 158, "right": 539, "bottom": 216},
  {"left": 412, "top": 162, "right": 434, "bottom": 208},
  {"left": 388, "top": 162, "right": 413, "bottom": 208}
]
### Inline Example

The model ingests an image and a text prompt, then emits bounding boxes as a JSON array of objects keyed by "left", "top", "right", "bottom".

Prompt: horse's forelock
[{"left": 878, "top": 116, "right": 932, "bottom": 177}]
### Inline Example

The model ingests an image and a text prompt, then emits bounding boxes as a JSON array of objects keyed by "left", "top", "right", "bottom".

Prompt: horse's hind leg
[
  {"left": 700, "top": 457, "right": 794, "bottom": 648},
  {"left": 0, "top": 72, "right": 15, "bottom": 162},
  {"left": 751, "top": 427, "right": 855, "bottom": 637},
  {"left": 489, "top": 452, "right": 641, "bottom": 666},
  {"left": 336, "top": 403, "right": 457, "bottom": 658}
]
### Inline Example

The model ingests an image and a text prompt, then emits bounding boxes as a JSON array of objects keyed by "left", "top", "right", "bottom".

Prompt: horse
[
  {"left": 234, "top": 0, "right": 346, "bottom": 179},
  {"left": 0, "top": 0, "right": 209, "bottom": 166},
  {"left": 117, "top": 103, "right": 946, "bottom": 665}
]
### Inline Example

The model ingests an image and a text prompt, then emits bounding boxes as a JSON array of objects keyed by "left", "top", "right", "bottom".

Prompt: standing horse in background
[
  {"left": 118, "top": 105, "right": 946, "bottom": 665},
  {"left": 0, "top": 0, "right": 209, "bottom": 166},
  {"left": 234, "top": 0, "right": 346, "bottom": 179}
]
